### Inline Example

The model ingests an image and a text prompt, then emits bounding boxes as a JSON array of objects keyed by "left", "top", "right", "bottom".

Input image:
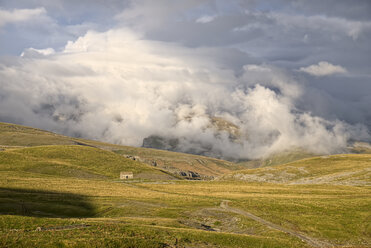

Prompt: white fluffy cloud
[
  {"left": 299, "top": 61, "right": 347, "bottom": 76},
  {"left": 1, "top": 1, "right": 371, "bottom": 160},
  {"left": 0, "top": 28, "right": 368, "bottom": 159}
]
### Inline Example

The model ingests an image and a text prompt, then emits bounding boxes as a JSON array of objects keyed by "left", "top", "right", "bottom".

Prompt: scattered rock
[
  {"left": 151, "top": 160, "right": 157, "bottom": 166},
  {"left": 177, "top": 170, "right": 201, "bottom": 179},
  {"left": 124, "top": 155, "right": 140, "bottom": 161},
  {"left": 201, "top": 223, "right": 217, "bottom": 231}
]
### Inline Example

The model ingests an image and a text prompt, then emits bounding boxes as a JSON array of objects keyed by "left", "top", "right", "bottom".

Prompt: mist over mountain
[{"left": 1, "top": 0, "right": 370, "bottom": 159}]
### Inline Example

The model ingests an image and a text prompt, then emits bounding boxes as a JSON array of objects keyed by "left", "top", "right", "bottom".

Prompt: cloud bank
[
  {"left": 0, "top": 1, "right": 371, "bottom": 160},
  {"left": 0, "top": 28, "right": 369, "bottom": 159}
]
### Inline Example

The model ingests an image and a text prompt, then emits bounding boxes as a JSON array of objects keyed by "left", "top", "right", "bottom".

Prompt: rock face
[
  {"left": 177, "top": 170, "right": 201, "bottom": 179},
  {"left": 141, "top": 117, "right": 244, "bottom": 160},
  {"left": 142, "top": 135, "right": 214, "bottom": 158},
  {"left": 142, "top": 135, "right": 179, "bottom": 151}
]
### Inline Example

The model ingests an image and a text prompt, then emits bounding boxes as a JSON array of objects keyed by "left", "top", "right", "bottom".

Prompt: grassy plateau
[{"left": 0, "top": 122, "right": 370, "bottom": 247}]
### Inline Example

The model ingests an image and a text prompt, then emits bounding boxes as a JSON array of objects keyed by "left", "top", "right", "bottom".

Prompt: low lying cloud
[
  {"left": 0, "top": 28, "right": 369, "bottom": 160},
  {"left": 299, "top": 61, "right": 347, "bottom": 76}
]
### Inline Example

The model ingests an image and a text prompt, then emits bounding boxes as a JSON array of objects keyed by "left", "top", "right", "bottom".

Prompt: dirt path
[
  {"left": 35, "top": 224, "right": 90, "bottom": 232},
  {"left": 220, "top": 200, "right": 332, "bottom": 247},
  {"left": 8, "top": 224, "right": 91, "bottom": 233}
]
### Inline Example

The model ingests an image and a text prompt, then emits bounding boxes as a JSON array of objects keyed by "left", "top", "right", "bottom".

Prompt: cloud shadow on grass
[{"left": 0, "top": 187, "right": 96, "bottom": 218}]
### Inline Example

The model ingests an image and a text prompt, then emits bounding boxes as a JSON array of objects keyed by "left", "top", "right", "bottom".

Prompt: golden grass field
[{"left": 0, "top": 122, "right": 370, "bottom": 247}]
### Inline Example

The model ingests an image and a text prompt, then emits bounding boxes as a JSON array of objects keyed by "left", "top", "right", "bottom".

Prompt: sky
[{"left": 0, "top": 0, "right": 370, "bottom": 159}]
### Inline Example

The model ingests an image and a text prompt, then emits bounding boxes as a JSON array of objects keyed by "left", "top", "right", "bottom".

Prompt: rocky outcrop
[
  {"left": 142, "top": 135, "right": 179, "bottom": 151},
  {"left": 123, "top": 155, "right": 141, "bottom": 161},
  {"left": 177, "top": 170, "right": 201, "bottom": 179}
]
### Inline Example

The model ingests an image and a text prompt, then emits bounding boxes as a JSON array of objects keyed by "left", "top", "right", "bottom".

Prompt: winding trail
[
  {"left": 220, "top": 200, "right": 332, "bottom": 247},
  {"left": 35, "top": 224, "right": 90, "bottom": 231}
]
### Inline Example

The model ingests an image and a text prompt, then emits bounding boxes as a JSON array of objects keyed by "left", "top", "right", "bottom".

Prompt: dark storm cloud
[{"left": 114, "top": 1, "right": 371, "bottom": 77}]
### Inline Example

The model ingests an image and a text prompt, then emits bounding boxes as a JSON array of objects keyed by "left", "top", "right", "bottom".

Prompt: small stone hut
[{"left": 120, "top": 171, "right": 133, "bottom": 180}]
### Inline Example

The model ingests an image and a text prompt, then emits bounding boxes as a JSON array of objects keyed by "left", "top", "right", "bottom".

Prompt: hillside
[
  {"left": 237, "top": 149, "right": 317, "bottom": 168},
  {"left": 113, "top": 147, "right": 243, "bottom": 178},
  {"left": 0, "top": 122, "right": 76, "bottom": 147},
  {"left": 0, "top": 122, "right": 370, "bottom": 247},
  {"left": 237, "top": 141, "right": 371, "bottom": 169},
  {"left": 0, "top": 145, "right": 173, "bottom": 180},
  {"left": 222, "top": 154, "right": 371, "bottom": 186},
  {"left": 351, "top": 142, "right": 371, "bottom": 154},
  {"left": 0, "top": 122, "right": 242, "bottom": 179}
]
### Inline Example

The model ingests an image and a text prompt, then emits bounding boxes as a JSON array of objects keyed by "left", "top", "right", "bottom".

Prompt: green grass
[
  {"left": 237, "top": 143, "right": 371, "bottom": 169},
  {"left": 237, "top": 149, "right": 317, "bottom": 168},
  {"left": 0, "top": 187, "right": 95, "bottom": 218},
  {"left": 0, "top": 122, "right": 76, "bottom": 147},
  {"left": 226, "top": 154, "right": 371, "bottom": 185},
  {"left": 1, "top": 170, "right": 369, "bottom": 247},
  {"left": 113, "top": 146, "right": 244, "bottom": 177},
  {"left": 0, "top": 215, "right": 304, "bottom": 248},
  {"left": 133, "top": 181, "right": 371, "bottom": 246},
  {"left": 0, "top": 145, "right": 171, "bottom": 180},
  {"left": 0, "top": 122, "right": 370, "bottom": 247},
  {"left": 260, "top": 150, "right": 317, "bottom": 167},
  {"left": 0, "top": 121, "right": 242, "bottom": 178},
  {"left": 0, "top": 171, "right": 311, "bottom": 247}
]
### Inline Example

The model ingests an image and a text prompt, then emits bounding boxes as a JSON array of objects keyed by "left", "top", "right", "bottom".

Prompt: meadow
[{"left": 0, "top": 122, "right": 370, "bottom": 247}]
